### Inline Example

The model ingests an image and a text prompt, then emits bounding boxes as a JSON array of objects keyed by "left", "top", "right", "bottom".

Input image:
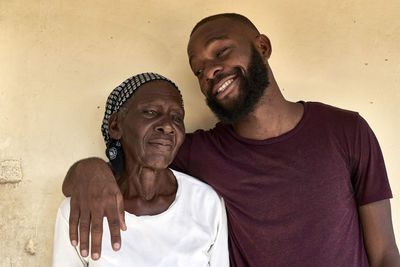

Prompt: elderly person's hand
[{"left": 63, "top": 157, "right": 126, "bottom": 260}]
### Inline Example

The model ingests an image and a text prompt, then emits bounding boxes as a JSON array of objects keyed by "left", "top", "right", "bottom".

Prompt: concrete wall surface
[{"left": 1, "top": 0, "right": 399, "bottom": 265}]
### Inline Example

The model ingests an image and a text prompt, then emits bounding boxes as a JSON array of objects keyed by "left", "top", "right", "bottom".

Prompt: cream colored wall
[{"left": 0, "top": 0, "right": 399, "bottom": 265}]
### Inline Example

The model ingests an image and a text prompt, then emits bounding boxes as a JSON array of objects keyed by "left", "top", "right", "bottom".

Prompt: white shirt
[{"left": 52, "top": 169, "right": 229, "bottom": 267}]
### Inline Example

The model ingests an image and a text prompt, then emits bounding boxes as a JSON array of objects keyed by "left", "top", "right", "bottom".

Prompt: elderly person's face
[{"left": 109, "top": 80, "right": 185, "bottom": 170}]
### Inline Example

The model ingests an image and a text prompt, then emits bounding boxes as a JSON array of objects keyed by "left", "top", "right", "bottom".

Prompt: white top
[{"left": 52, "top": 169, "right": 229, "bottom": 267}]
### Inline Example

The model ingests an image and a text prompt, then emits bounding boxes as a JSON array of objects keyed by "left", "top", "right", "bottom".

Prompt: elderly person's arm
[{"left": 62, "top": 157, "right": 126, "bottom": 260}]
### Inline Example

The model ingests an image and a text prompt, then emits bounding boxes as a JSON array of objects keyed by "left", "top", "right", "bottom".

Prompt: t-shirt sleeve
[
  {"left": 209, "top": 198, "right": 229, "bottom": 267},
  {"left": 170, "top": 133, "right": 193, "bottom": 173},
  {"left": 351, "top": 115, "right": 392, "bottom": 206},
  {"left": 52, "top": 198, "right": 88, "bottom": 267}
]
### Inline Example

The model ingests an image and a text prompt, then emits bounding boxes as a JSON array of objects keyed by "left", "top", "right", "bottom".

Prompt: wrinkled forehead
[{"left": 124, "top": 80, "right": 184, "bottom": 109}]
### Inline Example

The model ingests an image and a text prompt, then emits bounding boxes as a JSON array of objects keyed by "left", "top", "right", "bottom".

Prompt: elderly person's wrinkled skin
[{"left": 108, "top": 81, "right": 185, "bottom": 216}]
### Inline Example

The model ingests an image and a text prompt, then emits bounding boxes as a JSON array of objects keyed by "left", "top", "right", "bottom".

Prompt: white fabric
[{"left": 52, "top": 169, "right": 229, "bottom": 267}]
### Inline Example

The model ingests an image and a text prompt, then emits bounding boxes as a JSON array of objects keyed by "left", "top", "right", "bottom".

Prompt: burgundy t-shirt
[{"left": 171, "top": 102, "right": 392, "bottom": 266}]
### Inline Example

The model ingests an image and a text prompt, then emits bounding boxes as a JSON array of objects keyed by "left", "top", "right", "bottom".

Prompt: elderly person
[{"left": 52, "top": 73, "right": 228, "bottom": 267}]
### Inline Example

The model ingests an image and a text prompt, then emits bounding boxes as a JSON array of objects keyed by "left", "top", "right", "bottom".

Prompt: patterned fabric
[{"left": 100, "top": 72, "right": 182, "bottom": 174}]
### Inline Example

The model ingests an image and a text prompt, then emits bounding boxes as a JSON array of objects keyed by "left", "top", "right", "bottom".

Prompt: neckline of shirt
[
  {"left": 124, "top": 168, "right": 182, "bottom": 220},
  {"left": 223, "top": 101, "right": 310, "bottom": 145}
]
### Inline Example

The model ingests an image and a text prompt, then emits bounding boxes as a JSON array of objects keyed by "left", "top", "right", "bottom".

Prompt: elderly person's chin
[
  {"left": 122, "top": 140, "right": 181, "bottom": 171},
  {"left": 137, "top": 152, "right": 177, "bottom": 170}
]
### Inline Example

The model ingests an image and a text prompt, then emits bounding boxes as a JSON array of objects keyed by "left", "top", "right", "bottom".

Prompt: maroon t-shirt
[{"left": 171, "top": 102, "right": 392, "bottom": 266}]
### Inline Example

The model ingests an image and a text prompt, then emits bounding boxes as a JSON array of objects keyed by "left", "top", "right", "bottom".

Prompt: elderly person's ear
[{"left": 108, "top": 113, "right": 123, "bottom": 140}]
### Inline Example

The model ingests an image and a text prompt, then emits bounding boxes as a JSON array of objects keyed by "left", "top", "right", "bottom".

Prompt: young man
[{"left": 63, "top": 14, "right": 399, "bottom": 266}]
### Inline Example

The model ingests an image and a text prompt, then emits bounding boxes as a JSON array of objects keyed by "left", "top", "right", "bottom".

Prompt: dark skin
[
  {"left": 187, "top": 18, "right": 304, "bottom": 140},
  {"left": 66, "top": 80, "right": 185, "bottom": 260},
  {"left": 63, "top": 17, "right": 400, "bottom": 265},
  {"left": 111, "top": 81, "right": 184, "bottom": 216}
]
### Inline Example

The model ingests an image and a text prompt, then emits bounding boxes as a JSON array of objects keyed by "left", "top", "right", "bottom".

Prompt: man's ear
[
  {"left": 108, "top": 113, "right": 123, "bottom": 140},
  {"left": 256, "top": 34, "right": 272, "bottom": 60}
]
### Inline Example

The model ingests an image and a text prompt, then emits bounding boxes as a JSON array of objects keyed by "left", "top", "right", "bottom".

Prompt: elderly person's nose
[{"left": 155, "top": 117, "right": 174, "bottom": 135}]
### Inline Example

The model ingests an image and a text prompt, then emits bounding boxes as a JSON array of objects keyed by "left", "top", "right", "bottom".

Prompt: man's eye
[{"left": 216, "top": 47, "right": 229, "bottom": 57}]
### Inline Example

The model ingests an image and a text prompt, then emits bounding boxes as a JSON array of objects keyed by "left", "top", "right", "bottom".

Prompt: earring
[{"left": 105, "top": 139, "right": 125, "bottom": 176}]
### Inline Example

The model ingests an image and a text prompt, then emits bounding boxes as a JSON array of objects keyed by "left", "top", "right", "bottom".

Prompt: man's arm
[
  {"left": 62, "top": 160, "right": 82, "bottom": 197},
  {"left": 359, "top": 199, "right": 400, "bottom": 267},
  {"left": 62, "top": 157, "right": 126, "bottom": 260}
]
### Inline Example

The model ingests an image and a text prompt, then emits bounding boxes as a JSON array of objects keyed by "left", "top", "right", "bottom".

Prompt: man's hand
[{"left": 63, "top": 158, "right": 126, "bottom": 260}]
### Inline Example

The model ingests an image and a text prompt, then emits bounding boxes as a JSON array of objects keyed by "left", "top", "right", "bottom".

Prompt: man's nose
[{"left": 204, "top": 63, "right": 223, "bottom": 81}]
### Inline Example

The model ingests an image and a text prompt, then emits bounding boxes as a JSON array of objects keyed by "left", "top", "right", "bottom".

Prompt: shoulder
[
  {"left": 307, "top": 102, "right": 359, "bottom": 119},
  {"left": 171, "top": 125, "right": 230, "bottom": 174},
  {"left": 305, "top": 101, "right": 362, "bottom": 129},
  {"left": 186, "top": 123, "right": 230, "bottom": 139},
  {"left": 184, "top": 123, "right": 231, "bottom": 149},
  {"left": 171, "top": 169, "right": 221, "bottom": 204},
  {"left": 171, "top": 169, "right": 224, "bottom": 228},
  {"left": 304, "top": 102, "right": 379, "bottom": 154},
  {"left": 57, "top": 197, "right": 72, "bottom": 221}
]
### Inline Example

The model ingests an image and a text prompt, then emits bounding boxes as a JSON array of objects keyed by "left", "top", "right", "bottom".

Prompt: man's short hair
[{"left": 190, "top": 13, "right": 260, "bottom": 36}]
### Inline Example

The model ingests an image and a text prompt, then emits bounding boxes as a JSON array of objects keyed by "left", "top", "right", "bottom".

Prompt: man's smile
[
  {"left": 212, "top": 75, "right": 238, "bottom": 100},
  {"left": 217, "top": 78, "right": 234, "bottom": 94}
]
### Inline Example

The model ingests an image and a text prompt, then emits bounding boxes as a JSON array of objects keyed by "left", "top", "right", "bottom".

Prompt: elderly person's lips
[{"left": 147, "top": 139, "right": 174, "bottom": 151}]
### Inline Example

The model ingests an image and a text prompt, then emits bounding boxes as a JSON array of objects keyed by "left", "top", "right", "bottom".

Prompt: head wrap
[{"left": 101, "top": 72, "right": 182, "bottom": 175}]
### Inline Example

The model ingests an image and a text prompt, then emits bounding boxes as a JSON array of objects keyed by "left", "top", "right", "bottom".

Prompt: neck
[
  {"left": 232, "top": 68, "right": 304, "bottom": 140},
  {"left": 118, "top": 166, "right": 176, "bottom": 201}
]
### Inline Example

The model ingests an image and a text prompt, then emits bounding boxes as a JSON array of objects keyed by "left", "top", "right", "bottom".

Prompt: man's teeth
[{"left": 217, "top": 79, "right": 234, "bottom": 94}]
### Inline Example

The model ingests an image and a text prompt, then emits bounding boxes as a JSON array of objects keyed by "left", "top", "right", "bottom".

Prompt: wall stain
[
  {"left": 24, "top": 238, "right": 36, "bottom": 255},
  {"left": 0, "top": 160, "right": 23, "bottom": 184}
]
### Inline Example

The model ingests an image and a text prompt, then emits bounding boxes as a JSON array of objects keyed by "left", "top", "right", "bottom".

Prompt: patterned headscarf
[{"left": 101, "top": 72, "right": 182, "bottom": 175}]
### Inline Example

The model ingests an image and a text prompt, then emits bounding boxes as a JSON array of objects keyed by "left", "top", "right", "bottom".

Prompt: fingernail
[
  {"left": 92, "top": 253, "right": 99, "bottom": 260},
  {"left": 81, "top": 250, "right": 88, "bottom": 257},
  {"left": 71, "top": 240, "right": 77, "bottom": 246},
  {"left": 113, "top": 243, "right": 120, "bottom": 250}
]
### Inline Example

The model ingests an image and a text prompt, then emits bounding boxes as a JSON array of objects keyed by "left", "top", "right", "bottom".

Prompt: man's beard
[{"left": 206, "top": 45, "right": 269, "bottom": 125}]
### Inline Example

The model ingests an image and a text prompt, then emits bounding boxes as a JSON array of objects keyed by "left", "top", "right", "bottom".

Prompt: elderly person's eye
[
  {"left": 172, "top": 114, "right": 184, "bottom": 124},
  {"left": 143, "top": 109, "right": 157, "bottom": 116}
]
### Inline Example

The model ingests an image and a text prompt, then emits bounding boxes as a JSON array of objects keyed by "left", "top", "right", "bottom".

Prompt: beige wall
[{"left": 1, "top": 0, "right": 399, "bottom": 265}]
